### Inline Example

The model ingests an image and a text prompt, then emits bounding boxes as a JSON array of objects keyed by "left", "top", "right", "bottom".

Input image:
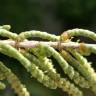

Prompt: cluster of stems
[{"left": 0, "top": 25, "right": 96, "bottom": 96}]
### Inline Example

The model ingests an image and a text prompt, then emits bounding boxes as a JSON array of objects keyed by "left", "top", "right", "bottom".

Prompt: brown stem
[{"left": 0, "top": 40, "right": 95, "bottom": 49}]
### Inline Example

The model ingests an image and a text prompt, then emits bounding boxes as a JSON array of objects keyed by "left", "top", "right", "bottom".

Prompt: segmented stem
[
  {"left": 30, "top": 44, "right": 89, "bottom": 88},
  {"left": 0, "top": 29, "right": 18, "bottom": 40},
  {"left": 0, "top": 62, "right": 30, "bottom": 96},
  {"left": 0, "top": 43, "right": 57, "bottom": 89},
  {"left": 18, "top": 30, "right": 59, "bottom": 41},
  {"left": 59, "top": 78, "right": 83, "bottom": 96},
  {"left": 66, "top": 28, "right": 96, "bottom": 41},
  {"left": 61, "top": 50, "right": 94, "bottom": 80},
  {"left": 67, "top": 49, "right": 96, "bottom": 94},
  {"left": 21, "top": 50, "right": 56, "bottom": 75},
  {"left": 0, "top": 26, "right": 96, "bottom": 96},
  {"left": 21, "top": 50, "right": 83, "bottom": 96}
]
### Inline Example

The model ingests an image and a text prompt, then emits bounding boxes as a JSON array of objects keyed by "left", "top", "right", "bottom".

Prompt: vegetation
[{"left": 0, "top": 25, "right": 96, "bottom": 96}]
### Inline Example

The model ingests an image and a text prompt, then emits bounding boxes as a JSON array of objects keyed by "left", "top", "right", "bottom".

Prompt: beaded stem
[
  {"left": 0, "top": 62, "right": 30, "bottom": 96},
  {"left": 65, "top": 28, "right": 96, "bottom": 41},
  {"left": 21, "top": 50, "right": 56, "bottom": 74},
  {"left": 61, "top": 50, "right": 94, "bottom": 80},
  {"left": 67, "top": 49, "right": 96, "bottom": 94},
  {"left": 30, "top": 44, "right": 89, "bottom": 88},
  {"left": 18, "top": 30, "right": 59, "bottom": 41},
  {"left": 21, "top": 50, "right": 83, "bottom": 96},
  {"left": 0, "top": 43, "right": 83, "bottom": 96},
  {"left": 0, "top": 26, "right": 96, "bottom": 96},
  {"left": 0, "top": 29, "right": 18, "bottom": 40},
  {"left": 59, "top": 78, "right": 83, "bottom": 96},
  {"left": 0, "top": 43, "right": 58, "bottom": 89}
]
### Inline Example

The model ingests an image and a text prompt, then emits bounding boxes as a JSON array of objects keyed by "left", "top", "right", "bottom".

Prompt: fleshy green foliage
[
  {"left": 0, "top": 25, "right": 96, "bottom": 96},
  {"left": 0, "top": 62, "right": 30, "bottom": 96},
  {"left": 18, "top": 30, "right": 59, "bottom": 41}
]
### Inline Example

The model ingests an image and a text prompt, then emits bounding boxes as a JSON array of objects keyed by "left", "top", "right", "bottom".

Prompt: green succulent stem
[
  {"left": 21, "top": 50, "right": 56, "bottom": 76},
  {"left": 0, "top": 25, "right": 96, "bottom": 96},
  {"left": 0, "top": 61, "right": 30, "bottom": 96},
  {"left": 0, "top": 29, "right": 18, "bottom": 40},
  {"left": 66, "top": 49, "right": 96, "bottom": 94},
  {"left": 0, "top": 43, "right": 58, "bottom": 89},
  {"left": 66, "top": 28, "right": 96, "bottom": 41},
  {"left": 18, "top": 30, "right": 59, "bottom": 41},
  {"left": 61, "top": 50, "right": 94, "bottom": 80},
  {"left": 21, "top": 50, "right": 83, "bottom": 96},
  {"left": 30, "top": 44, "right": 89, "bottom": 88}
]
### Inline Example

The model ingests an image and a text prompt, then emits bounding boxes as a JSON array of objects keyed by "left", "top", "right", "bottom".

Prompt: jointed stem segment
[
  {"left": 0, "top": 25, "right": 96, "bottom": 96},
  {"left": 0, "top": 62, "right": 30, "bottom": 96}
]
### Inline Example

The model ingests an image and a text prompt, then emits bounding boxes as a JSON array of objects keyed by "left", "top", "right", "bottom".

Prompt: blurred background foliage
[{"left": 0, "top": 0, "right": 96, "bottom": 96}]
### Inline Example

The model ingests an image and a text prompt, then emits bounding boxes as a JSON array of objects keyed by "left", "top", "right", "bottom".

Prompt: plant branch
[{"left": 0, "top": 40, "right": 96, "bottom": 49}]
